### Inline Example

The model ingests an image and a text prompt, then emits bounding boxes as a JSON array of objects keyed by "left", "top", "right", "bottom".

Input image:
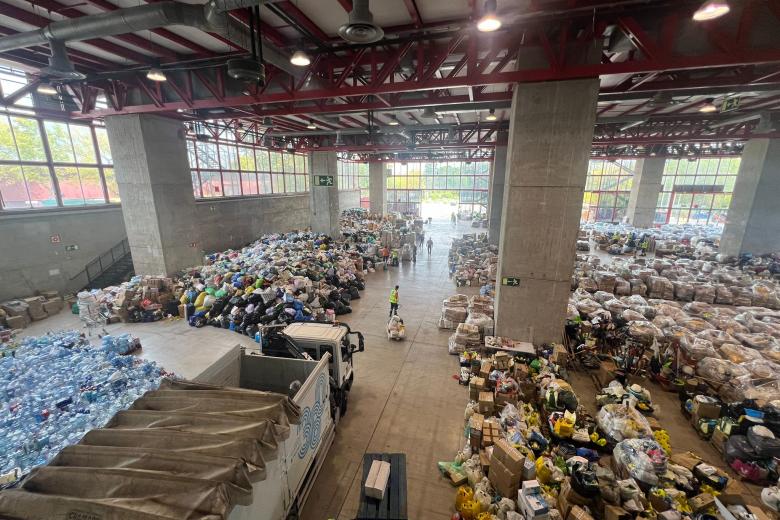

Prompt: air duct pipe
[{"left": 0, "top": 0, "right": 297, "bottom": 76}]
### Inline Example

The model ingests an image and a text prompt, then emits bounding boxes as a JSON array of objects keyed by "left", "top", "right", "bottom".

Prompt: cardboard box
[
  {"left": 469, "top": 413, "right": 484, "bottom": 452},
  {"left": 597, "top": 360, "right": 617, "bottom": 387},
  {"left": 748, "top": 505, "right": 772, "bottom": 520},
  {"left": 482, "top": 419, "right": 501, "bottom": 447},
  {"left": 558, "top": 477, "right": 593, "bottom": 518},
  {"left": 479, "top": 450, "right": 491, "bottom": 475},
  {"left": 551, "top": 344, "right": 568, "bottom": 365},
  {"left": 364, "top": 460, "right": 391, "bottom": 500},
  {"left": 489, "top": 454, "right": 521, "bottom": 499},
  {"left": 479, "top": 361, "right": 493, "bottom": 379},
  {"left": 603, "top": 505, "right": 630, "bottom": 520},
  {"left": 518, "top": 381, "right": 536, "bottom": 402},
  {"left": 470, "top": 377, "right": 485, "bottom": 401},
  {"left": 520, "top": 492, "right": 550, "bottom": 520},
  {"left": 5, "top": 315, "right": 26, "bottom": 330},
  {"left": 496, "top": 391, "right": 518, "bottom": 407},
  {"left": 24, "top": 297, "right": 47, "bottom": 321},
  {"left": 42, "top": 297, "right": 63, "bottom": 315},
  {"left": 478, "top": 391, "right": 494, "bottom": 414},
  {"left": 493, "top": 439, "right": 525, "bottom": 474},
  {"left": 494, "top": 351, "right": 511, "bottom": 370},
  {"left": 689, "top": 493, "right": 715, "bottom": 513},
  {"left": 670, "top": 452, "right": 701, "bottom": 472},
  {"left": 566, "top": 505, "right": 593, "bottom": 520},
  {"left": 692, "top": 398, "right": 721, "bottom": 420},
  {"left": 710, "top": 427, "right": 728, "bottom": 454}
]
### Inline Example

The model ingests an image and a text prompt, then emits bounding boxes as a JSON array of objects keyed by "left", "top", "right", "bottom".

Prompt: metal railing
[{"left": 71, "top": 237, "right": 131, "bottom": 287}]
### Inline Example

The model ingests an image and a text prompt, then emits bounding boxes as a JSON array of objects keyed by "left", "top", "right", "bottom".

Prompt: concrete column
[
  {"left": 720, "top": 138, "right": 780, "bottom": 256},
  {"left": 625, "top": 157, "right": 665, "bottom": 228},
  {"left": 369, "top": 161, "right": 386, "bottom": 216},
  {"left": 488, "top": 133, "right": 508, "bottom": 244},
  {"left": 309, "top": 151, "right": 340, "bottom": 236},
  {"left": 104, "top": 114, "right": 201, "bottom": 275},
  {"left": 494, "top": 79, "right": 599, "bottom": 345}
]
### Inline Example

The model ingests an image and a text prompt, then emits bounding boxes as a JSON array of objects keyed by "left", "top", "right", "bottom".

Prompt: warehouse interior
[{"left": 2, "top": 0, "right": 780, "bottom": 519}]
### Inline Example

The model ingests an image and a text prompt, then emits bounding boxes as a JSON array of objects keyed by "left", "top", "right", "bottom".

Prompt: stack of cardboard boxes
[
  {"left": 489, "top": 439, "right": 525, "bottom": 499},
  {"left": 1, "top": 293, "right": 64, "bottom": 330},
  {"left": 109, "top": 276, "right": 177, "bottom": 323}
]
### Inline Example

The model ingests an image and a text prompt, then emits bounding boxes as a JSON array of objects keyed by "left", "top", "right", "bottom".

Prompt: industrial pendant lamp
[
  {"left": 693, "top": 1, "right": 730, "bottom": 21},
  {"left": 387, "top": 115, "right": 400, "bottom": 126},
  {"left": 36, "top": 81, "right": 58, "bottom": 95},
  {"left": 699, "top": 98, "right": 718, "bottom": 113},
  {"left": 307, "top": 119, "right": 317, "bottom": 129},
  {"left": 290, "top": 49, "right": 311, "bottom": 67},
  {"left": 477, "top": 0, "right": 502, "bottom": 32},
  {"left": 484, "top": 108, "right": 497, "bottom": 121},
  {"left": 146, "top": 67, "right": 167, "bottom": 82}
]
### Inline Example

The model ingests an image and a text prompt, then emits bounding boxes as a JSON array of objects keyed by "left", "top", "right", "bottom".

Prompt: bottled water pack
[{"left": 0, "top": 331, "right": 170, "bottom": 484}]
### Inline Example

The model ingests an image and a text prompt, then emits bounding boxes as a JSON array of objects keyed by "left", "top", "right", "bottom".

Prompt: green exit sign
[
  {"left": 721, "top": 97, "right": 740, "bottom": 113},
  {"left": 314, "top": 175, "right": 334, "bottom": 187},
  {"left": 502, "top": 277, "right": 520, "bottom": 287}
]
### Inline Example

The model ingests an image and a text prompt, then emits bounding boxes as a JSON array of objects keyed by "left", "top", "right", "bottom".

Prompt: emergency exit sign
[
  {"left": 314, "top": 175, "right": 334, "bottom": 187},
  {"left": 502, "top": 277, "right": 520, "bottom": 287}
]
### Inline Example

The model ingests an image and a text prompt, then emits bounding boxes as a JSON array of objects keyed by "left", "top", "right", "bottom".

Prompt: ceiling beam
[{"left": 402, "top": 0, "right": 423, "bottom": 28}]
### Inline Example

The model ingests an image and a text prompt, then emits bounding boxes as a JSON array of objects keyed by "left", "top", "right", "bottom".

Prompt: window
[
  {"left": 654, "top": 157, "right": 740, "bottom": 226},
  {"left": 338, "top": 160, "right": 361, "bottom": 191},
  {"left": 0, "top": 112, "right": 115, "bottom": 210},
  {"left": 383, "top": 160, "right": 491, "bottom": 216},
  {"left": 581, "top": 159, "right": 636, "bottom": 223},
  {"left": 185, "top": 130, "right": 309, "bottom": 199}
]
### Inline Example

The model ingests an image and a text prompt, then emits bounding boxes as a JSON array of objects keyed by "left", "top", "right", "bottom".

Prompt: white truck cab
[{"left": 259, "top": 322, "right": 364, "bottom": 420}]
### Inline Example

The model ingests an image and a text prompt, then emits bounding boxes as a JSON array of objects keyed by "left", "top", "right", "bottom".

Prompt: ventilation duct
[
  {"left": 0, "top": 0, "right": 297, "bottom": 77},
  {"left": 41, "top": 40, "right": 84, "bottom": 79},
  {"left": 338, "top": 0, "right": 383, "bottom": 44}
]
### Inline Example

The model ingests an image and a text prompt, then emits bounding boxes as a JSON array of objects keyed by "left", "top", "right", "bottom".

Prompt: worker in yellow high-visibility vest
[{"left": 389, "top": 285, "right": 399, "bottom": 317}]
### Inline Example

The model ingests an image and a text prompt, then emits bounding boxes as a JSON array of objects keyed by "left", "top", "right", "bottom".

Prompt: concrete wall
[
  {"left": 105, "top": 114, "right": 202, "bottom": 275},
  {"left": 0, "top": 207, "right": 126, "bottom": 300},
  {"left": 338, "top": 190, "right": 361, "bottom": 211},
  {"left": 721, "top": 138, "right": 780, "bottom": 256},
  {"left": 195, "top": 194, "right": 311, "bottom": 254}
]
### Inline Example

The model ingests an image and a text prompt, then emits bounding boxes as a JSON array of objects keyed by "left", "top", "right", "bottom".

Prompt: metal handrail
[{"left": 70, "top": 237, "right": 131, "bottom": 285}]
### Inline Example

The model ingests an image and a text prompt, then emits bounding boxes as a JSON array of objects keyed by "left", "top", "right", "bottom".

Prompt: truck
[
  {"left": 0, "top": 323, "right": 364, "bottom": 520},
  {"left": 178, "top": 321, "right": 365, "bottom": 520}
]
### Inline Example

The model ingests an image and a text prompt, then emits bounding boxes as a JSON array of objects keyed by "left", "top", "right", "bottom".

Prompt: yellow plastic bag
[
  {"left": 193, "top": 292, "right": 207, "bottom": 308},
  {"left": 455, "top": 486, "right": 474, "bottom": 512},
  {"left": 535, "top": 456, "right": 552, "bottom": 484},
  {"left": 460, "top": 499, "right": 481, "bottom": 520}
]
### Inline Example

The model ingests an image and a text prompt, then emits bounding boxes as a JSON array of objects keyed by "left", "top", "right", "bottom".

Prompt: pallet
[{"left": 356, "top": 453, "right": 408, "bottom": 520}]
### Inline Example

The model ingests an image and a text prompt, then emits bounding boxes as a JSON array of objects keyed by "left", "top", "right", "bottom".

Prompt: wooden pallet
[{"left": 356, "top": 453, "right": 408, "bottom": 520}]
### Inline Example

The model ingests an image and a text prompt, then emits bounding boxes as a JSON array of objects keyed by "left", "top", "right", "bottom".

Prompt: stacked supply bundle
[
  {"left": 449, "top": 323, "right": 482, "bottom": 354},
  {"left": 439, "top": 294, "right": 469, "bottom": 330}
]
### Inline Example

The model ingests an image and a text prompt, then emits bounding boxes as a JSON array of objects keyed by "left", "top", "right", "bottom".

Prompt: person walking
[
  {"left": 389, "top": 285, "right": 399, "bottom": 317},
  {"left": 427, "top": 237, "right": 433, "bottom": 255},
  {"left": 381, "top": 246, "right": 390, "bottom": 271},
  {"left": 412, "top": 243, "right": 417, "bottom": 263}
]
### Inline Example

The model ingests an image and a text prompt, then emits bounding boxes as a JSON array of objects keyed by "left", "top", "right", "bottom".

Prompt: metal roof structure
[{"left": 1, "top": 0, "right": 779, "bottom": 156}]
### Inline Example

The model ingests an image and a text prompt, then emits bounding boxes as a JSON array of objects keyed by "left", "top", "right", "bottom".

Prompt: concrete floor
[
  {"left": 19, "top": 217, "right": 763, "bottom": 517},
  {"left": 20, "top": 217, "right": 479, "bottom": 519}
]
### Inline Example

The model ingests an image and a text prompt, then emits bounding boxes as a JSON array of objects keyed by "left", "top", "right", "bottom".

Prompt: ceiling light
[
  {"left": 693, "top": 1, "right": 730, "bottom": 21},
  {"left": 421, "top": 106, "right": 437, "bottom": 118},
  {"left": 36, "top": 81, "right": 57, "bottom": 95},
  {"left": 290, "top": 50, "right": 311, "bottom": 67},
  {"left": 699, "top": 99, "right": 718, "bottom": 113},
  {"left": 146, "top": 67, "right": 167, "bottom": 82},
  {"left": 387, "top": 115, "right": 400, "bottom": 126},
  {"left": 262, "top": 116, "right": 273, "bottom": 126},
  {"left": 307, "top": 120, "right": 317, "bottom": 130},
  {"left": 477, "top": 0, "right": 501, "bottom": 32},
  {"left": 484, "top": 108, "right": 497, "bottom": 121}
]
